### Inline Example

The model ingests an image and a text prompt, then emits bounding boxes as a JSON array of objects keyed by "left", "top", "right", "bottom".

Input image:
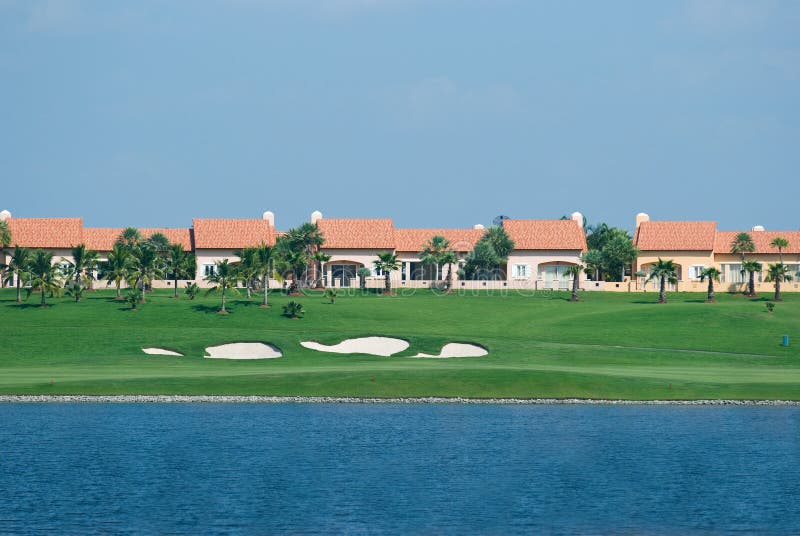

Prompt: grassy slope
[{"left": 1, "top": 288, "right": 798, "bottom": 399}]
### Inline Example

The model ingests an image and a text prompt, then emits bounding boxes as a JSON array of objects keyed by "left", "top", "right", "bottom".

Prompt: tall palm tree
[
  {"left": 167, "top": 244, "right": 194, "bottom": 298},
  {"left": 117, "top": 227, "right": 142, "bottom": 250},
  {"left": 765, "top": 263, "right": 792, "bottom": 302},
  {"left": 741, "top": 260, "right": 762, "bottom": 297},
  {"left": 0, "top": 219, "right": 10, "bottom": 287},
  {"left": 699, "top": 266, "right": 721, "bottom": 303},
  {"left": 419, "top": 235, "right": 450, "bottom": 281},
  {"left": 563, "top": 264, "right": 583, "bottom": 302},
  {"left": 730, "top": 232, "right": 755, "bottom": 262},
  {"left": 275, "top": 236, "right": 306, "bottom": 294},
  {"left": 581, "top": 250, "right": 603, "bottom": 282},
  {"left": 770, "top": 237, "right": 789, "bottom": 263},
  {"left": 99, "top": 243, "right": 131, "bottom": 299},
  {"left": 374, "top": 251, "right": 400, "bottom": 293},
  {"left": 236, "top": 247, "right": 259, "bottom": 299},
  {"left": 62, "top": 244, "right": 98, "bottom": 287},
  {"left": 26, "top": 249, "right": 61, "bottom": 307},
  {"left": 646, "top": 258, "right": 678, "bottom": 304},
  {"left": 5, "top": 246, "right": 31, "bottom": 302},
  {"left": 127, "top": 244, "right": 163, "bottom": 304},
  {"left": 311, "top": 251, "right": 331, "bottom": 288},
  {"left": 204, "top": 259, "right": 240, "bottom": 314},
  {"left": 285, "top": 223, "right": 325, "bottom": 287},
  {"left": 253, "top": 243, "right": 275, "bottom": 308}
]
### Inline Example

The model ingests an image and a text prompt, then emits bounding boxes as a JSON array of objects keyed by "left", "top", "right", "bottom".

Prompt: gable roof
[
  {"left": 192, "top": 219, "right": 276, "bottom": 249},
  {"left": 84, "top": 228, "right": 193, "bottom": 251},
  {"left": 634, "top": 221, "right": 717, "bottom": 251},
  {"left": 501, "top": 219, "right": 587, "bottom": 251},
  {"left": 6, "top": 218, "right": 83, "bottom": 248},
  {"left": 317, "top": 218, "right": 395, "bottom": 249},
  {"left": 714, "top": 230, "right": 800, "bottom": 255},
  {"left": 394, "top": 228, "right": 483, "bottom": 252}
]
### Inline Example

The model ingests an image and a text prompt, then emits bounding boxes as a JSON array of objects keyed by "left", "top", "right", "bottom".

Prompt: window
[
  {"left": 689, "top": 265, "right": 706, "bottom": 280},
  {"left": 721, "top": 263, "right": 743, "bottom": 283},
  {"left": 203, "top": 264, "right": 216, "bottom": 277},
  {"left": 512, "top": 264, "right": 531, "bottom": 278}
]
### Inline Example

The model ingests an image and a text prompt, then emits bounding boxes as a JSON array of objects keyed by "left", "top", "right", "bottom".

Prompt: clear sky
[{"left": 1, "top": 0, "right": 798, "bottom": 232}]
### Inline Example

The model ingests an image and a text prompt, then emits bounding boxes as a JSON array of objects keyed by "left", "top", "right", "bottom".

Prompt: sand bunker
[
  {"left": 142, "top": 348, "right": 183, "bottom": 356},
  {"left": 301, "top": 337, "right": 409, "bottom": 357},
  {"left": 412, "top": 343, "right": 488, "bottom": 358},
  {"left": 204, "top": 343, "right": 282, "bottom": 360}
]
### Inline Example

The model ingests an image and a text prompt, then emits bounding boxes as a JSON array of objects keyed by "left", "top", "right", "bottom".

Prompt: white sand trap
[
  {"left": 142, "top": 347, "right": 183, "bottom": 356},
  {"left": 412, "top": 343, "right": 488, "bottom": 358},
  {"left": 301, "top": 337, "right": 409, "bottom": 357},
  {"left": 204, "top": 343, "right": 282, "bottom": 360}
]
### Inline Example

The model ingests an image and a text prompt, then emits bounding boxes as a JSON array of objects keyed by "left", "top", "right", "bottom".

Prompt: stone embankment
[{"left": 0, "top": 395, "right": 798, "bottom": 405}]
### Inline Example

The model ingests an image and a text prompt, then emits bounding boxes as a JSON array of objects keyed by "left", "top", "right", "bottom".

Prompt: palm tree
[
  {"left": 284, "top": 223, "right": 325, "bottom": 287},
  {"left": 26, "top": 249, "right": 61, "bottom": 307},
  {"left": 419, "top": 235, "right": 450, "bottom": 281},
  {"left": 117, "top": 227, "right": 142, "bottom": 250},
  {"left": 357, "top": 267, "right": 371, "bottom": 291},
  {"left": 127, "top": 244, "right": 163, "bottom": 304},
  {"left": 204, "top": 259, "right": 240, "bottom": 314},
  {"left": 275, "top": 236, "right": 306, "bottom": 294},
  {"left": 374, "top": 251, "right": 400, "bottom": 293},
  {"left": 64, "top": 281, "right": 85, "bottom": 303},
  {"left": 581, "top": 250, "right": 603, "bottom": 281},
  {"left": 0, "top": 219, "right": 11, "bottom": 287},
  {"left": 770, "top": 237, "right": 789, "bottom": 263},
  {"left": 563, "top": 264, "right": 583, "bottom": 302},
  {"left": 765, "top": 263, "right": 792, "bottom": 302},
  {"left": 5, "top": 246, "right": 31, "bottom": 302},
  {"left": 646, "top": 258, "right": 678, "bottom": 304},
  {"left": 311, "top": 251, "right": 331, "bottom": 288},
  {"left": 253, "top": 243, "right": 275, "bottom": 308},
  {"left": 99, "top": 243, "right": 131, "bottom": 299},
  {"left": 699, "top": 267, "right": 721, "bottom": 303},
  {"left": 166, "top": 244, "right": 194, "bottom": 298},
  {"left": 741, "top": 260, "right": 762, "bottom": 297},
  {"left": 731, "top": 232, "right": 755, "bottom": 262},
  {"left": 236, "top": 247, "right": 258, "bottom": 299},
  {"left": 62, "top": 244, "right": 99, "bottom": 287}
]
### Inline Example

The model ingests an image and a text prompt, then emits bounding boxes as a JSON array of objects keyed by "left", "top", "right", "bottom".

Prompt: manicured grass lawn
[{"left": 1, "top": 287, "right": 798, "bottom": 399}]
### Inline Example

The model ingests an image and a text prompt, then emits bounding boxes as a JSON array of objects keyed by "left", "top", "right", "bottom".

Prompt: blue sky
[{"left": 1, "top": 0, "right": 798, "bottom": 232}]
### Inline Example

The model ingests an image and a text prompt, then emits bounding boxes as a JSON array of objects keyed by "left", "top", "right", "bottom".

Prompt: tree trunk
[
  {"left": 140, "top": 279, "right": 147, "bottom": 303},
  {"left": 659, "top": 275, "right": 666, "bottom": 303},
  {"left": 775, "top": 277, "right": 782, "bottom": 302},
  {"left": 385, "top": 272, "right": 391, "bottom": 292},
  {"left": 446, "top": 263, "right": 453, "bottom": 291},
  {"left": 748, "top": 271, "right": 756, "bottom": 297},
  {"left": 570, "top": 272, "right": 579, "bottom": 301},
  {"left": 16, "top": 277, "right": 21, "bottom": 302},
  {"left": 116, "top": 280, "right": 122, "bottom": 300},
  {"left": 221, "top": 286, "right": 227, "bottom": 313},
  {"left": 262, "top": 274, "right": 269, "bottom": 307},
  {"left": 707, "top": 279, "right": 715, "bottom": 302},
  {"left": 41, "top": 285, "right": 46, "bottom": 307},
  {"left": 174, "top": 276, "right": 179, "bottom": 298}
]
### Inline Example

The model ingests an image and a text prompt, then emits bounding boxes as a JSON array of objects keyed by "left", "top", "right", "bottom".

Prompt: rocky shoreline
[{"left": 0, "top": 395, "right": 798, "bottom": 405}]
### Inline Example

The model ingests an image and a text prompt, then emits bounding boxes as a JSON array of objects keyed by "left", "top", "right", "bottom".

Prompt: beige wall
[{"left": 506, "top": 249, "right": 584, "bottom": 290}]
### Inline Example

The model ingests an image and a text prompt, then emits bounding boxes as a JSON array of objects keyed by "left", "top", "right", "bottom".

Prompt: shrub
[
  {"left": 125, "top": 288, "right": 140, "bottom": 311},
  {"left": 185, "top": 282, "right": 199, "bottom": 300},
  {"left": 766, "top": 302, "right": 775, "bottom": 313},
  {"left": 324, "top": 288, "right": 337, "bottom": 304},
  {"left": 283, "top": 301, "right": 305, "bottom": 318}
]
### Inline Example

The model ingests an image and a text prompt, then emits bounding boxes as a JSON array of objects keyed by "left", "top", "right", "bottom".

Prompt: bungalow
[
  {"left": 394, "top": 227, "right": 483, "bottom": 286},
  {"left": 192, "top": 213, "right": 277, "bottom": 286},
  {"left": 713, "top": 227, "right": 800, "bottom": 287},
  {"left": 501, "top": 214, "right": 587, "bottom": 290},
  {"left": 633, "top": 213, "right": 717, "bottom": 290}
]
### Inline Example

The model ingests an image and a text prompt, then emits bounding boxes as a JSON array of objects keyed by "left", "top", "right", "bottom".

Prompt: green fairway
[{"left": 1, "top": 287, "right": 798, "bottom": 399}]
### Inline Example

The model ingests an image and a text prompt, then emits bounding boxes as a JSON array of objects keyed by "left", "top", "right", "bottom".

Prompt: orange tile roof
[
  {"left": 634, "top": 221, "right": 717, "bottom": 251},
  {"left": 714, "top": 230, "right": 800, "bottom": 254},
  {"left": 501, "top": 219, "right": 587, "bottom": 251},
  {"left": 394, "top": 228, "right": 484, "bottom": 252},
  {"left": 84, "top": 228, "right": 192, "bottom": 251},
  {"left": 192, "top": 219, "right": 275, "bottom": 249},
  {"left": 6, "top": 218, "right": 83, "bottom": 248},
  {"left": 317, "top": 218, "right": 395, "bottom": 249}
]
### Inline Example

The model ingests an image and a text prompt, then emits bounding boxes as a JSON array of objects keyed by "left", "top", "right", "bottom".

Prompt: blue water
[{"left": 1, "top": 404, "right": 799, "bottom": 535}]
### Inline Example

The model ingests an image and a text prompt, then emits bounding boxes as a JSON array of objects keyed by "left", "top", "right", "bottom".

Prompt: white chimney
[
  {"left": 311, "top": 210, "right": 323, "bottom": 224},
  {"left": 635, "top": 212, "right": 650, "bottom": 227},
  {"left": 570, "top": 211, "right": 583, "bottom": 224},
  {"left": 262, "top": 211, "right": 275, "bottom": 226},
  {"left": 752, "top": 225, "right": 765, "bottom": 232},
  {"left": 0, "top": 210, "right": 10, "bottom": 221},
  {"left": 473, "top": 224, "right": 484, "bottom": 230}
]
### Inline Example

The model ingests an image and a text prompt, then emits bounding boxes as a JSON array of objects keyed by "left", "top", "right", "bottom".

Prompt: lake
[{"left": 1, "top": 403, "right": 799, "bottom": 534}]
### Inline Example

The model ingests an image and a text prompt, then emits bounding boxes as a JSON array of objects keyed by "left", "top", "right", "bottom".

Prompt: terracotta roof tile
[
  {"left": 501, "top": 219, "right": 587, "bottom": 251},
  {"left": 317, "top": 218, "right": 395, "bottom": 249},
  {"left": 6, "top": 218, "right": 83, "bottom": 248},
  {"left": 192, "top": 219, "right": 276, "bottom": 249},
  {"left": 714, "top": 230, "right": 800, "bottom": 254},
  {"left": 394, "top": 228, "right": 483, "bottom": 252},
  {"left": 634, "top": 221, "right": 717, "bottom": 251},
  {"left": 84, "top": 228, "right": 192, "bottom": 251}
]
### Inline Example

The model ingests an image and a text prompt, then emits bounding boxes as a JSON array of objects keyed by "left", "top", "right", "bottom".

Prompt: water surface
[{"left": 1, "top": 404, "right": 799, "bottom": 534}]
